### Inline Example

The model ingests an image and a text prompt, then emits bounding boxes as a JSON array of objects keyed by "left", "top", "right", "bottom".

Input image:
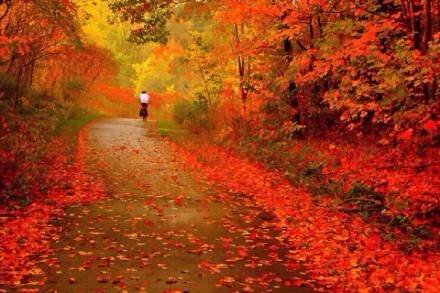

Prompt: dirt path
[{"left": 42, "top": 118, "right": 312, "bottom": 293}]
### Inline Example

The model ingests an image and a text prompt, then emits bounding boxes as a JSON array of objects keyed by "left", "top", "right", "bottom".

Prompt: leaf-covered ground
[
  {"left": 0, "top": 124, "right": 105, "bottom": 288},
  {"left": 1, "top": 118, "right": 438, "bottom": 292},
  {"left": 171, "top": 141, "right": 440, "bottom": 292},
  {"left": 1, "top": 119, "right": 314, "bottom": 292}
]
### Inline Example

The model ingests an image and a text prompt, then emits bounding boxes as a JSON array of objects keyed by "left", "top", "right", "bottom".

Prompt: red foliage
[
  {"left": 170, "top": 141, "right": 440, "bottom": 292},
  {"left": 308, "top": 138, "right": 440, "bottom": 235},
  {"left": 0, "top": 125, "right": 105, "bottom": 286},
  {"left": 93, "top": 83, "right": 136, "bottom": 105}
]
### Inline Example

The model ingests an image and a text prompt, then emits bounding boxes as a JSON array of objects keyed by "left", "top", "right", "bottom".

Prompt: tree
[{"left": 106, "top": 0, "right": 196, "bottom": 44}]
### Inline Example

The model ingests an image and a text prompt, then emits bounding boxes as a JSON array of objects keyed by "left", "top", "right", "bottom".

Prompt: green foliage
[
  {"left": 157, "top": 119, "right": 188, "bottom": 140},
  {"left": 344, "top": 181, "right": 385, "bottom": 212},
  {"left": 173, "top": 97, "right": 213, "bottom": 132},
  {"left": 108, "top": 0, "right": 173, "bottom": 44},
  {"left": 81, "top": 0, "right": 152, "bottom": 87},
  {"left": 55, "top": 107, "right": 102, "bottom": 135},
  {"left": 347, "top": 181, "right": 378, "bottom": 198},
  {"left": 390, "top": 214, "right": 411, "bottom": 227},
  {"left": 65, "top": 79, "right": 85, "bottom": 92},
  {"left": 0, "top": 73, "right": 23, "bottom": 99},
  {"left": 173, "top": 99, "right": 192, "bottom": 124},
  {"left": 300, "top": 161, "right": 323, "bottom": 180}
]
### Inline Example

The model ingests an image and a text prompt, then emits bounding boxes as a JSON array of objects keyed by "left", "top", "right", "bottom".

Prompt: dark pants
[{"left": 140, "top": 103, "right": 148, "bottom": 120}]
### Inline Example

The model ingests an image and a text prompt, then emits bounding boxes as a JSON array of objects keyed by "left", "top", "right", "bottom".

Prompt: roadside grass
[
  {"left": 156, "top": 119, "right": 189, "bottom": 141},
  {"left": 56, "top": 112, "right": 102, "bottom": 137},
  {"left": 54, "top": 111, "right": 104, "bottom": 171}
]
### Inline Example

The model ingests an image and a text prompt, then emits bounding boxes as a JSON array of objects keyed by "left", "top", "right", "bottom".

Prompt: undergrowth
[{"left": 0, "top": 76, "right": 101, "bottom": 207}]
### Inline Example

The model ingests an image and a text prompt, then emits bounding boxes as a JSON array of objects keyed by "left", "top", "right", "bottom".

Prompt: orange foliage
[
  {"left": 149, "top": 91, "right": 182, "bottom": 110},
  {"left": 151, "top": 40, "right": 184, "bottom": 60},
  {"left": 94, "top": 83, "right": 135, "bottom": 105}
]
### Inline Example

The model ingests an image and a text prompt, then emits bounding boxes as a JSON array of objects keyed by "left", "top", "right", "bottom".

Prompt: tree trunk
[
  {"left": 317, "top": 12, "right": 323, "bottom": 38},
  {"left": 421, "top": 0, "right": 432, "bottom": 54},
  {"left": 234, "top": 24, "right": 250, "bottom": 112},
  {"left": 28, "top": 61, "right": 35, "bottom": 88},
  {"left": 408, "top": 0, "right": 422, "bottom": 50},
  {"left": 13, "top": 62, "right": 23, "bottom": 108},
  {"left": 309, "top": 14, "right": 314, "bottom": 47}
]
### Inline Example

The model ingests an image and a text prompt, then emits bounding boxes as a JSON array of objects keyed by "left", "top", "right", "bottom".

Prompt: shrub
[
  {"left": 65, "top": 79, "right": 85, "bottom": 92},
  {"left": 173, "top": 99, "right": 192, "bottom": 124},
  {"left": 172, "top": 97, "right": 214, "bottom": 132},
  {"left": 0, "top": 73, "right": 17, "bottom": 98},
  {"left": 344, "top": 181, "right": 385, "bottom": 214},
  {"left": 0, "top": 78, "right": 72, "bottom": 206},
  {"left": 300, "top": 161, "right": 323, "bottom": 179},
  {"left": 0, "top": 107, "right": 49, "bottom": 205}
]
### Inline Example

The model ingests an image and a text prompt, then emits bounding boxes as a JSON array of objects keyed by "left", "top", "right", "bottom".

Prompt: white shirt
[{"left": 140, "top": 93, "right": 150, "bottom": 104}]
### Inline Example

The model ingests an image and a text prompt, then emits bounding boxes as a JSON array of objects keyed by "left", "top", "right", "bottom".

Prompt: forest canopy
[
  {"left": 0, "top": 0, "right": 439, "bottom": 291},
  {"left": 103, "top": 0, "right": 439, "bottom": 142}
]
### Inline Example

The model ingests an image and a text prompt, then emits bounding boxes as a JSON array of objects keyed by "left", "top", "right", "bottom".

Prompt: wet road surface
[{"left": 42, "top": 118, "right": 312, "bottom": 293}]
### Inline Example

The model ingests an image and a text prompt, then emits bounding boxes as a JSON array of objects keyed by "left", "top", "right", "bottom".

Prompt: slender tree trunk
[
  {"left": 408, "top": 0, "right": 421, "bottom": 50},
  {"left": 307, "top": 0, "right": 314, "bottom": 47},
  {"left": 317, "top": 12, "right": 323, "bottom": 38},
  {"left": 13, "top": 62, "right": 23, "bottom": 108},
  {"left": 437, "top": 0, "right": 440, "bottom": 24},
  {"left": 309, "top": 15, "right": 314, "bottom": 47},
  {"left": 421, "top": 0, "right": 432, "bottom": 54},
  {"left": 196, "top": 60, "right": 213, "bottom": 105},
  {"left": 28, "top": 61, "right": 35, "bottom": 88},
  {"left": 86, "top": 70, "right": 101, "bottom": 92},
  {"left": 234, "top": 24, "right": 250, "bottom": 112},
  {"left": 402, "top": 0, "right": 409, "bottom": 33}
]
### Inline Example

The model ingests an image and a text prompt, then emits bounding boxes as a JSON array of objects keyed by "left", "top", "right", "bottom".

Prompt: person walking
[{"left": 139, "top": 90, "right": 150, "bottom": 121}]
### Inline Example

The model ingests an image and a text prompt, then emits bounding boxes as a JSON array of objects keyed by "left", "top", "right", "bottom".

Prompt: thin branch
[
  {"left": 296, "top": 40, "right": 308, "bottom": 51},
  {"left": 0, "top": 0, "right": 12, "bottom": 22}
]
